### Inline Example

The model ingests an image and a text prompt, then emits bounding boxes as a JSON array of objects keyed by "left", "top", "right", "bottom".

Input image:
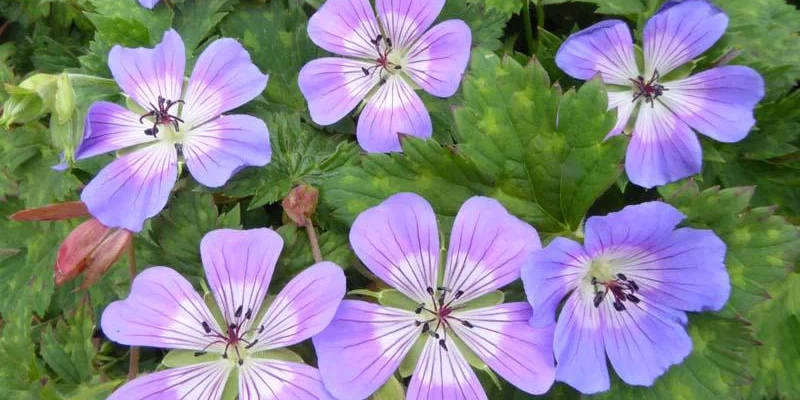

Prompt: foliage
[{"left": 0, "top": 0, "right": 798, "bottom": 398}]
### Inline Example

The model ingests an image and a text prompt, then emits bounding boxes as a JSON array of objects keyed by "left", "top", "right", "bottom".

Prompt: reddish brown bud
[
  {"left": 10, "top": 201, "right": 89, "bottom": 221},
  {"left": 281, "top": 184, "right": 319, "bottom": 227},
  {"left": 54, "top": 218, "right": 131, "bottom": 288}
]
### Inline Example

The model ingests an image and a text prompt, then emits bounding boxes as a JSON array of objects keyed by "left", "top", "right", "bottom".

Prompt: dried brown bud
[
  {"left": 55, "top": 218, "right": 131, "bottom": 288},
  {"left": 10, "top": 201, "right": 89, "bottom": 221},
  {"left": 281, "top": 184, "right": 319, "bottom": 227}
]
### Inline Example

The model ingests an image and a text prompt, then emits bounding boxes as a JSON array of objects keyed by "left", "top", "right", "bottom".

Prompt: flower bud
[
  {"left": 54, "top": 218, "right": 132, "bottom": 287},
  {"left": 282, "top": 184, "right": 319, "bottom": 227},
  {"left": 9, "top": 201, "right": 89, "bottom": 221}
]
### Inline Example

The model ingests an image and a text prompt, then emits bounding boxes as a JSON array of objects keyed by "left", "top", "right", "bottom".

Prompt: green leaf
[
  {"left": 440, "top": 2, "right": 511, "bottom": 51},
  {"left": 174, "top": 0, "right": 237, "bottom": 54},
  {"left": 87, "top": 0, "right": 173, "bottom": 47},
  {"left": 472, "top": 0, "right": 525, "bottom": 15},
  {"left": 541, "top": 0, "right": 648, "bottom": 15},
  {"left": 715, "top": 0, "right": 800, "bottom": 98},
  {"left": 273, "top": 223, "right": 354, "bottom": 287},
  {"left": 661, "top": 181, "right": 800, "bottom": 314},
  {"left": 0, "top": 308, "right": 48, "bottom": 398},
  {"left": 220, "top": 112, "right": 359, "bottom": 209},
  {"left": 325, "top": 49, "right": 626, "bottom": 237},
  {"left": 221, "top": 1, "right": 320, "bottom": 111},
  {"left": 39, "top": 303, "right": 96, "bottom": 385}
]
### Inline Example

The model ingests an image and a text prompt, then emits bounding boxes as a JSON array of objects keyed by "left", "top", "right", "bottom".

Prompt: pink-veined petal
[
  {"left": 599, "top": 296, "right": 692, "bottom": 387},
  {"left": 606, "top": 90, "right": 636, "bottom": 139},
  {"left": 376, "top": 0, "right": 445, "bottom": 50},
  {"left": 183, "top": 114, "right": 271, "bottom": 188},
  {"left": 356, "top": 76, "right": 432, "bottom": 153},
  {"left": 625, "top": 101, "right": 702, "bottom": 189},
  {"left": 553, "top": 293, "right": 609, "bottom": 394},
  {"left": 108, "top": 29, "right": 184, "bottom": 111},
  {"left": 252, "top": 262, "right": 346, "bottom": 351},
  {"left": 661, "top": 66, "right": 765, "bottom": 143},
  {"left": 643, "top": 0, "right": 728, "bottom": 77},
  {"left": 555, "top": 20, "right": 639, "bottom": 86},
  {"left": 181, "top": 38, "right": 268, "bottom": 126},
  {"left": 407, "top": 336, "right": 487, "bottom": 400},
  {"left": 101, "top": 267, "right": 224, "bottom": 352},
  {"left": 405, "top": 19, "right": 472, "bottom": 97},
  {"left": 239, "top": 360, "right": 335, "bottom": 400},
  {"left": 200, "top": 228, "right": 283, "bottom": 334},
  {"left": 76, "top": 101, "right": 158, "bottom": 160},
  {"left": 107, "top": 361, "right": 232, "bottom": 400},
  {"left": 443, "top": 197, "right": 541, "bottom": 305},
  {"left": 298, "top": 57, "right": 380, "bottom": 126},
  {"left": 522, "top": 237, "right": 589, "bottom": 328},
  {"left": 350, "top": 193, "right": 439, "bottom": 302},
  {"left": 80, "top": 143, "right": 178, "bottom": 232},
  {"left": 307, "top": 0, "right": 381, "bottom": 58},
  {"left": 451, "top": 303, "right": 556, "bottom": 395},
  {"left": 313, "top": 300, "right": 420, "bottom": 400}
]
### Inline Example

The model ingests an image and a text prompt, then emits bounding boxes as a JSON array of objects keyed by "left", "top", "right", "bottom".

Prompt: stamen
[
  {"left": 613, "top": 301, "right": 626, "bottom": 311},
  {"left": 202, "top": 321, "right": 212, "bottom": 334},
  {"left": 194, "top": 351, "right": 206, "bottom": 357},
  {"left": 245, "top": 339, "right": 259, "bottom": 349},
  {"left": 461, "top": 320, "right": 474, "bottom": 328},
  {"left": 438, "top": 339, "right": 448, "bottom": 351},
  {"left": 234, "top": 305, "right": 243, "bottom": 319},
  {"left": 244, "top": 309, "right": 253, "bottom": 319}
]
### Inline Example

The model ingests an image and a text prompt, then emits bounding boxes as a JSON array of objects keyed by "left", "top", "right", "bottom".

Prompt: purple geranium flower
[
  {"left": 299, "top": 0, "right": 472, "bottom": 153},
  {"left": 76, "top": 29, "right": 270, "bottom": 232},
  {"left": 313, "top": 193, "right": 556, "bottom": 400},
  {"left": 521, "top": 202, "right": 730, "bottom": 394},
  {"left": 138, "top": 0, "right": 159, "bottom": 8},
  {"left": 555, "top": 0, "right": 764, "bottom": 188},
  {"left": 101, "top": 228, "right": 346, "bottom": 400}
]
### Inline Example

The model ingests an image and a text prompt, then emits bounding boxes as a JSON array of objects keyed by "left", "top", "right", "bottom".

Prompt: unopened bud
[
  {"left": 281, "top": 184, "right": 319, "bottom": 227},
  {"left": 54, "top": 218, "right": 131, "bottom": 288}
]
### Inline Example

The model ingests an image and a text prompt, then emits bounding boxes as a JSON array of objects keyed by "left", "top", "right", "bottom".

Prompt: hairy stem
[
  {"left": 127, "top": 241, "right": 139, "bottom": 381},
  {"left": 305, "top": 222, "right": 323, "bottom": 263}
]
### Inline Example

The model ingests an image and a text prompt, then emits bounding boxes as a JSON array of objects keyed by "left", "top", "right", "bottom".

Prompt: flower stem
[
  {"left": 523, "top": 0, "right": 536, "bottom": 55},
  {"left": 305, "top": 222, "right": 323, "bottom": 263},
  {"left": 126, "top": 241, "right": 139, "bottom": 381}
]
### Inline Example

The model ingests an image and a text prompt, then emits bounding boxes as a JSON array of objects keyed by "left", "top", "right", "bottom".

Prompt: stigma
[
  {"left": 412, "top": 286, "right": 473, "bottom": 352},
  {"left": 193, "top": 303, "right": 264, "bottom": 365},
  {"left": 630, "top": 70, "right": 668, "bottom": 106},
  {"left": 139, "top": 95, "right": 184, "bottom": 137},
  {"left": 591, "top": 273, "right": 640, "bottom": 312}
]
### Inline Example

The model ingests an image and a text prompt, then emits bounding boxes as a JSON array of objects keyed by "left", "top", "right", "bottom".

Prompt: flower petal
[
  {"left": 443, "top": 197, "right": 541, "bottom": 305},
  {"left": 138, "top": 0, "right": 160, "bottom": 9},
  {"left": 81, "top": 143, "right": 178, "bottom": 232},
  {"left": 251, "top": 262, "right": 346, "bottom": 351},
  {"left": 522, "top": 237, "right": 589, "bottom": 327},
  {"left": 356, "top": 76, "right": 432, "bottom": 153},
  {"left": 660, "top": 66, "right": 765, "bottom": 143},
  {"left": 406, "top": 336, "right": 487, "bottom": 400},
  {"left": 600, "top": 297, "right": 692, "bottom": 387},
  {"left": 405, "top": 20, "right": 472, "bottom": 97},
  {"left": 239, "top": 360, "right": 334, "bottom": 400},
  {"left": 451, "top": 303, "right": 556, "bottom": 395},
  {"left": 108, "top": 361, "right": 232, "bottom": 400},
  {"left": 349, "top": 192, "right": 439, "bottom": 303},
  {"left": 376, "top": 0, "right": 445, "bottom": 50},
  {"left": 101, "top": 267, "right": 224, "bottom": 352},
  {"left": 553, "top": 293, "right": 609, "bottom": 394},
  {"left": 596, "top": 231, "right": 730, "bottom": 312},
  {"left": 583, "top": 201, "right": 686, "bottom": 257},
  {"left": 313, "top": 300, "right": 420, "bottom": 400},
  {"left": 643, "top": 0, "right": 728, "bottom": 77},
  {"left": 307, "top": 0, "right": 381, "bottom": 58},
  {"left": 606, "top": 90, "right": 636, "bottom": 138},
  {"left": 555, "top": 20, "right": 639, "bottom": 86},
  {"left": 181, "top": 38, "right": 268, "bottom": 126},
  {"left": 625, "top": 102, "right": 702, "bottom": 189},
  {"left": 298, "top": 57, "right": 379, "bottom": 126},
  {"left": 183, "top": 114, "right": 271, "bottom": 188},
  {"left": 108, "top": 29, "right": 185, "bottom": 111},
  {"left": 200, "top": 228, "right": 283, "bottom": 334},
  {"left": 76, "top": 101, "right": 157, "bottom": 160}
]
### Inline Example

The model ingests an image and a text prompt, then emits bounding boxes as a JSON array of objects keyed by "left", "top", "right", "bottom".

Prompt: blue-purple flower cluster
[{"left": 81, "top": 0, "right": 759, "bottom": 398}]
